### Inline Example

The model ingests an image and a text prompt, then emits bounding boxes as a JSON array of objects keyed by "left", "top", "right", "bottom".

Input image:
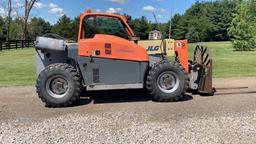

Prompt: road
[{"left": 1, "top": 77, "right": 256, "bottom": 144}]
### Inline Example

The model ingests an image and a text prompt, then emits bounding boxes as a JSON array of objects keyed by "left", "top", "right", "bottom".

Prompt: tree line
[
  {"left": 0, "top": 0, "right": 255, "bottom": 50},
  {"left": 0, "top": 0, "right": 39, "bottom": 40}
]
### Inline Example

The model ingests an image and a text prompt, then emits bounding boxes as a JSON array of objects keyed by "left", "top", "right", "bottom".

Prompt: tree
[
  {"left": 186, "top": 26, "right": 200, "bottom": 42},
  {"left": 22, "top": 0, "right": 38, "bottom": 40},
  {"left": 70, "top": 16, "right": 80, "bottom": 41},
  {"left": 51, "top": 15, "right": 73, "bottom": 39},
  {"left": 170, "top": 0, "right": 238, "bottom": 42},
  {"left": 208, "top": 0, "right": 238, "bottom": 41},
  {"left": 28, "top": 17, "right": 51, "bottom": 39},
  {"left": 0, "top": 16, "right": 5, "bottom": 40},
  {"left": 169, "top": 14, "right": 186, "bottom": 40},
  {"left": 9, "top": 18, "right": 23, "bottom": 40},
  {"left": 228, "top": 0, "right": 256, "bottom": 51},
  {"left": 130, "top": 16, "right": 151, "bottom": 40}
]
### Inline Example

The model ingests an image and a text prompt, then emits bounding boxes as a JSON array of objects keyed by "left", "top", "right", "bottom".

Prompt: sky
[{"left": 0, "top": 0, "right": 199, "bottom": 24}]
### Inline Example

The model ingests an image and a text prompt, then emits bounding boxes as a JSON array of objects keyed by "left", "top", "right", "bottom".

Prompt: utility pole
[
  {"left": 7, "top": 0, "right": 12, "bottom": 40},
  {"left": 169, "top": 12, "right": 172, "bottom": 39},
  {"left": 169, "top": 1, "right": 173, "bottom": 39}
]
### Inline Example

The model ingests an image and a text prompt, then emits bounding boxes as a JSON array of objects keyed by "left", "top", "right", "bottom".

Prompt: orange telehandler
[{"left": 35, "top": 10, "right": 215, "bottom": 107}]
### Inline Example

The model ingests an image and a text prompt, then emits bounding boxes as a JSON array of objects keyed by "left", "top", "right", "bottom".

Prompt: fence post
[
  {"left": 8, "top": 41, "right": 10, "bottom": 50},
  {"left": 0, "top": 39, "right": 35, "bottom": 51},
  {"left": 15, "top": 41, "right": 18, "bottom": 49},
  {"left": 0, "top": 41, "right": 2, "bottom": 51},
  {"left": 21, "top": 40, "right": 23, "bottom": 48}
]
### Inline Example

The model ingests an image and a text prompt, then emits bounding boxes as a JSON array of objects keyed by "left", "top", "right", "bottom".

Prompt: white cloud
[
  {"left": 34, "top": 2, "right": 46, "bottom": 9},
  {"left": 96, "top": 9, "right": 101, "bottom": 12},
  {"left": 106, "top": 7, "right": 122, "bottom": 13},
  {"left": 48, "top": 3, "right": 65, "bottom": 17},
  {"left": 142, "top": 5, "right": 156, "bottom": 12},
  {"left": 157, "top": 14, "right": 163, "bottom": 19},
  {"left": 49, "top": 3, "right": 59, "bottom": 8},
  {"left": 116, "top": 8, "right": 122, "bottom": 11},
  {"left": 107, "top": 0, "right": 127, "bottom": 4},
  {"left": 14, "top": 1, "right": 23, "bottom": 8},
  {"left": 159, "top": 8, "right": 166, "bottom": 13},
  {"left": 0, "top": 7, "right": 6, "bottom": 17}
]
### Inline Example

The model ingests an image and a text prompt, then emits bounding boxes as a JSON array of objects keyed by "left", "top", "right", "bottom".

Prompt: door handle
[{"left": 90, "top": 55, "right": 94, "bottom": 62}]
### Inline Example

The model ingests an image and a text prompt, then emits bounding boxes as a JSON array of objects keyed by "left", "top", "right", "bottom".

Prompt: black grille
[{"left": 93, "top": 68, "right": 100, "bottom": 83}]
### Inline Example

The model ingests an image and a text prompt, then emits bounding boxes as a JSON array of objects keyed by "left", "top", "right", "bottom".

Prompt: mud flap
[{"left": 189, "top": 45, "right": 216, "bottom": 95}]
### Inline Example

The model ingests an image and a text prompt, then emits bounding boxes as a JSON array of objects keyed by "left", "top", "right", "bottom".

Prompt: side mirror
[
  {"left": 131, "top": 36, "right": 140, "bottom": 41},
  {"left": 131, "top": 36, "right": 140, "bottom": 44}
]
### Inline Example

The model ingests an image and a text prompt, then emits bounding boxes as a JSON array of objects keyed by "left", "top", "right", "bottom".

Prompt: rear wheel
[
  {"left": 146, "top": 61, "right": 189, "bottom": 102},
  {"left": 36, "top": 63, "right": 82, "bottom": 107}
]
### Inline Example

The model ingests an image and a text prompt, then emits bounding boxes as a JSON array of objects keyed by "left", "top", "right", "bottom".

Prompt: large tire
[
  {"left": 36, "top": 63, "right": 82, "bottom": 107},
  {"left": 146, "top": 60, "right": 189, "bottom": 102}
]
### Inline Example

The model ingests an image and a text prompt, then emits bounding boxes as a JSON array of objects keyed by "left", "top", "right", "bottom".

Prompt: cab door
[{"left": 77, "top": 15, "right": 149, "bottom": 89}]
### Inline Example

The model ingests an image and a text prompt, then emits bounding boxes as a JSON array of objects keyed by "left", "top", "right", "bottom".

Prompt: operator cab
[
  {"left": 81, "top": 16, "right": 130, "bottom": 40},
  {"left": 79, "top": 10, "right": 139, "bottom": 41}
]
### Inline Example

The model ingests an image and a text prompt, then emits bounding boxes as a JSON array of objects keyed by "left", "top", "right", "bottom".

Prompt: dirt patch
[
  {"left": 1, "top": 77, "right": 256, "bottom": 143},
  {"left": 0, "top": 77, "right": 255, "bottom": 121}
]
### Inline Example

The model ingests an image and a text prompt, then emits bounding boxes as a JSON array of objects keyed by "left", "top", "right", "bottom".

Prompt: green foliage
[
  {"left": 49, "top": 15, "right": 80, "bottom": 41},
  {"left": 228, "top": 0, "right": 256, "bottom": 51},
  {"left": 28, "top": 17, "right": 51, "bottom": 39},
  {"left": 0, "top": 16, "right": 5, "bottom": 40},
  {"left": 129, "top": 16, "right": 152, "bottom": 40},
  {"left": 209, "top": 0, "right": 238, "bottom": 41},
  {"left": 171, "top": 0, "right": 238, "bottom": 42},
  {"left": 186, "top": 26, "right": 200, "bottom": 42},
  {"left": 51, "top": 15, "right": 74, "bottom": 40},
  {"left": 9, "top": 18, "right": 23, "bottom": 40},
  {"left": 71, "top": 16, "right": 80, "bottom": 41}
]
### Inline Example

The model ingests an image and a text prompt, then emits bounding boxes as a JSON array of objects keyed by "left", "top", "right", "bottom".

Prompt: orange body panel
[
  {"left": 78, "top": 34, "right": 149, "bottom": 61},
  {"left": 78, "top": 12, "right": 148, "bottom": 62},
  {"left": 174, "top": 40, "right": 189, "bottom": 73}
]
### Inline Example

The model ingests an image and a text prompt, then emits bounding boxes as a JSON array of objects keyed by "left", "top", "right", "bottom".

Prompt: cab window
[
  {"left": 81, "top": 16, "right": 130, "bottom": 39},
  {"left": 82, "top": 16, "right": 95, "bottom": 39}
]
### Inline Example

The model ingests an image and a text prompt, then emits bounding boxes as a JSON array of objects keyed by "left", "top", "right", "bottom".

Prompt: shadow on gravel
[
  {"left": 74, "top": 97, "right": 92, "bottom": 107},
  {"left": 79, "top": 89, "right": 193, "bottom": 104},
  {"left": 181, "top": 95, "right": 194, "bottom": 101}
]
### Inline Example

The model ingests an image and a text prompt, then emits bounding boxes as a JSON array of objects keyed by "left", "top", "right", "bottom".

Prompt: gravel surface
[
  {"left": 1, "top": 77, "right": 256, "bottom": 144},
  {"left": 1, "top": 111, "right": 256, "bottom": 144}
]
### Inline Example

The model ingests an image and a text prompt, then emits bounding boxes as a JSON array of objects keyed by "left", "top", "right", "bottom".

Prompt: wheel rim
[
  {"left": 157, "top": 71, "right": 180, "bottom": 94},
  {"left": 46, "top": 75, "right": 69, "bottom": 99}
]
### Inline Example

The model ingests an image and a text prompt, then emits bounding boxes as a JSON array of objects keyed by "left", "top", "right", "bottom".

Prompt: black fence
[{"left": 0, "top": 40, "right": 35, "bottom": 51}]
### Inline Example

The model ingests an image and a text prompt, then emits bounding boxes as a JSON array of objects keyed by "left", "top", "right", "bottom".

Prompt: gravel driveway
[{"left": 1, "top": 77, "right": 256, "bottom": 144}]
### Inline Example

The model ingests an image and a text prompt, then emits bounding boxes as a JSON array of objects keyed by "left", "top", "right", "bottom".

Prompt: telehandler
[{"left": 35, "top": 10, "right": 215, "bottom": 107}]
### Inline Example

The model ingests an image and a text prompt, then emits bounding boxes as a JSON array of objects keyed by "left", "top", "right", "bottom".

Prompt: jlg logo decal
[{"left": 147, "top": 46, "right": 160, "bottom": 51}]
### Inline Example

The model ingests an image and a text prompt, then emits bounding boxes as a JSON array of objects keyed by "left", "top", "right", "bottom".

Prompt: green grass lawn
[
  {"left": 189, "top": 41, "right": 256, "bottom": 78},
  {"left": 0, "top": 48, "right": 36, "bottom": 87},
  {"left": 0, "top": 42, "right": 255, "bottom": 86}
]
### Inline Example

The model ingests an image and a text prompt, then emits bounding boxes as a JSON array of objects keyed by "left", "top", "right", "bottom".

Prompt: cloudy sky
[{"left": 0, "top": 0, "right": 198, "bottom": 24}]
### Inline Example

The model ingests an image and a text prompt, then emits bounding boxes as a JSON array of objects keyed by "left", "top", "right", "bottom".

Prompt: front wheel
[
  {"left": 36, "top": 63, "right": 82, "bottom": 107},
  {"left": 146, "top": 61, "right": 189, "bottom": 102}
]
